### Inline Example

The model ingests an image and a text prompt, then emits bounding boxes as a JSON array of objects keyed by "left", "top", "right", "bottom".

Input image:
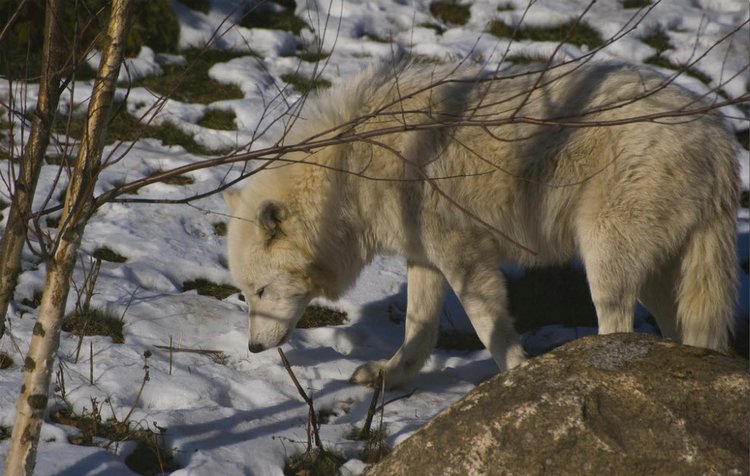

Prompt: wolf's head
[{"left": 224, "top": 185, "right": 321, "bottom": 352}]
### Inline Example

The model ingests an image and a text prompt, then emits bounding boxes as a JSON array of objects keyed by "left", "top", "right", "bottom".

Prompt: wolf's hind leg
[
  {"left": 637, "top": 256, "right": 680, "bottom": 341},
  {"left": 350, "top": 263, "right": 447, "bottom": 389}
]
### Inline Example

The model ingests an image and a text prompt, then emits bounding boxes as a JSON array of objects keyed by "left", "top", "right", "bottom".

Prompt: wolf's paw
[{"left": 349, "top": 360, "right": 388, "bottom": 387}]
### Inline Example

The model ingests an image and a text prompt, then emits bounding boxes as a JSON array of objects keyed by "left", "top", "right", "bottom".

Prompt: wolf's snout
[{"left": 248, "top": 342, "right": 266, "bottom": 353}]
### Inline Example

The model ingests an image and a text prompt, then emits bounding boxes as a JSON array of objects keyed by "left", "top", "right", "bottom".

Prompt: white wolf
[{"left": 225, "top": 60, "right": 739, "bottom": 388}]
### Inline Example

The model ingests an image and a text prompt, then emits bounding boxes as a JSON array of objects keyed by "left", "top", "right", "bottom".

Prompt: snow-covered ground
[{"left": 0, "top": 0, "right": 748, "bottom": 474}]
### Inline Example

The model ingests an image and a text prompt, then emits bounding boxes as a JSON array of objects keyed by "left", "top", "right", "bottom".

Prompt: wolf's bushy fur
[{"left": 226, "top": 59, "right": 739, "bottom": 388}]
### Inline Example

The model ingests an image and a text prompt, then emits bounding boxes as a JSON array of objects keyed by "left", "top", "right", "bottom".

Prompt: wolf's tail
[{"left": 677, "top": 199, "right": 738, "bottom": 351}]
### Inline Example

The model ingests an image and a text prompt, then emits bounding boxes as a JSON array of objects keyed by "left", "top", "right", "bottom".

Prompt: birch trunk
[
  {"left": 0, "top": 0, "right": 66, "bottom": 339},
  {"left": 4, "top": 1, "right": 132, "bottom": 474}
]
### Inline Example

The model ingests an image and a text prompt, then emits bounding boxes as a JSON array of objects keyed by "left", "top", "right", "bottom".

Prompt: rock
[{"left": 368, "top": 333, "right": 749, "bottom": 476}]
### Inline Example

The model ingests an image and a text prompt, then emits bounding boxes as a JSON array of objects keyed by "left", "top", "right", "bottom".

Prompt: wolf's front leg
[
  {"left": 350, "top": 263, "right": 447, "bottom": 389},
  {"left": 436, "top": 246, "right": 526, "bottom": 373}
]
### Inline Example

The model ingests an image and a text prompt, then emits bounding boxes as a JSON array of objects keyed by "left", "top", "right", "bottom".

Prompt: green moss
[
  {"left": 21, "top": 289, "right": 43, "bottom": 309},
  {"left": 281, "top": 73, "right": 332, "bottom": 94},
  {"left": 642, "top": 28, "right": 672, "bottom": 53},
  {"left": 497, "top": 2, "right": 514, "bottom": 11},
  {"left": 297, "top": 305, "right": 348, "bottom": 328},
  {"left": 0, "top": 0, "right": 178, "bottom": 79},
  {"left": 418, "top": 22, "right": 446, "bottom": 35},
  {"left": 622, "top": 0, "right": 652, "bottom": 8},
  {"left": 45, "top": 155, "right": 71, "bottom": 166},
  {"left": 361, "top": 32, "right": 390, "bottom": 43},
  {"left": 505, "top": 53, "right": 549, "bottom": 64},
  {"left": 54, "top": 105, "right": 231, "bottom": 155},
  {"left": 45, "top": 215, "right": 61, "bottom": 228},
  {"left": 740, "top": 190, "right": 749, "bottom": 209},
  {"left": 143, "top": 122, "right": 210, "bottom": 155},
  {"left": 177, "top": 0, "right": 210, "bottom": 14},
  {"left": 285, "top": 449, "right": 345, "bottom": 476},
  {"left": 429, "top": 0, "right": 471, "bottom": 26},
  {"left": 436, "top": 330, "right": 484, "bottom": 351},
  {"left": 51, "top": 407, "right": 180, "bottom": 473},
  {"left": 62, "top": 308, "right": 125, "bottom": 344},
  {"left": 488, "top": 19, "right": 603, "bottom": 49},
  {"left": 124, "top": 430, "right": 181, "bottom": 476},
  {"left": 148, "top": 169, "right": 196, "bottom": 186},
  {"left": 198, "top": 108, "right": 237, "bottom": 131},
  {"left": 737, "top": 129, "right": 749, "bottom": 150},
  {"left": 93, "top": 247, "right": 127, "bottom": 263},
  {"left": 131, "top": 49, "right": 246, "bottom": 104},
  {"left": 183, "top": 278, "right": 240, "bottom": 300},
  {"left": 644, "top": 55, "right": 712, "bottom": 85},
  {"left": 298, "top": 49, "right": 331, "bottom": 63},
  {"left": 0, "top": 352, "right": 14, "bottom": 369},
  {"left": 0, "top": 198, "right": 8, "bottom": 211},
  {"left": 213, "top": 222, "right": 227, "bottom": 236},
  {"left": 241, "top": 0, "right": 309, "bottom": 35}
]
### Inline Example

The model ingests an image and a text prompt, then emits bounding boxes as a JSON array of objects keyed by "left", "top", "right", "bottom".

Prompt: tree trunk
[
  {"left": 3, "top": 1, "right": 132, "bottom": 474},
  {"left": 0, "top": 0, "right": 66, "bottom": 339}
]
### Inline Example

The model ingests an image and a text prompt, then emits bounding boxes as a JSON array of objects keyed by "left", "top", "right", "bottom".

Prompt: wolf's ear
[
  {"left": 224, "top": 190, "right": 241, "bottom": 212},
  {"left": 258, "top": 200, "right": 286, "bottom": 242}
]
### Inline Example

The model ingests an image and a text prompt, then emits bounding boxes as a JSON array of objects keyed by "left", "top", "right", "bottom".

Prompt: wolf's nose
[{"left": 248, "top": 343, "right": 266, "bottom": 353}]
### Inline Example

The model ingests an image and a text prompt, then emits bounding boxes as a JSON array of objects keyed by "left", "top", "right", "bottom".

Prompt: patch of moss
[
  {"left": 361, "top": 32, "right": 390, "bottom": 43},
  {"left": 50, "top": 407, "right": 180, "bottom": 474},
  {"left": 735, "top": 129, "right": 748, "bottom": 150},
  {"left": 642, "top": 28, "right": 672, "bottom": 53},
  {"left": 429, "top": 0, "right": 471, "bottom": 26},
  {"left": 21, "top": 289, "right": 43, "bottom": 309},
  {"left": 93, "top": 247, "right": 127, "bottom": 263},
  {"left": 622, "top": 0, "right": 652, "bottom": 8},
  {"left": 740, "top": 190, "right": 749, "bottom": 209},
  {"left": 644, "top": 55, "right": 712, "bottom": 85},
  {"left": 183, "top": 278, "right": 240, "bottom": 300},
  {"left": 124, "top": 430, "right": 181, "bottom": 476},
  {"left": 213, "top": 222, "right": 227, "bottom": 236},
  {"left": 62, "top": 308, "right": 125, "bottom": 344},
  {"left": 297, "top": 305, "right": 348, "bottom": 328},
  {"left": 0, "top": 0, "right": 178, "bottom": 79},
  {"left": 298, "top": 49, "right": 331, "bottom": 63},
  {"left": 497, "top": 2, "right": 514, "bottom": 11},
  {"left": 0, "top": 198, "right": 8, "bottom": 211},
  {"left": 147, "top": 169, "right": 196, "bottom": 186},
  {"left": 198, "top": 108, "right": 237, "bottom": 131},
  {"left": 0, "top": 352, "right": 14, "bottom": 369},
  {"left": 241, "top": 0, "right": 309, "bottom": 35},
  {"left": 54, "top": 106, "right": 230, "bottom": 155},
  {"left": 488, "top": 19, "right": 603, "bottom": 49},
  {"left": 45, "top": 155, "right": 70, "bottom": 166},
  {"left": 178, "top": 0, "right": 210, "bottom": 14},
  {"left": 45, "top": 215, "right": 61, "bottom": 228},
  {"left": 143, "top": 122, "right": 213, "bottom": 155},
  {"left": 436, "top": 330, "right": 484, "bottom": 351},
  {"left": 418, "top": 22, "right": 446, "bottom": 35},
  {"left": 281, "top": 73, "right": 332, "bottom": 94},
  {"left": 505, "top": 53, "right": 549, "bottom": 64},
  {"left": 131, "top": 49, "right": 245, "bottom": 104},
  {"left": 284, "top": 449, "right": 345, "bottom": 476}
]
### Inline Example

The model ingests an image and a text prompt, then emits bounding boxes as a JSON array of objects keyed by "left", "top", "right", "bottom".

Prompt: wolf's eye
[{"left": 256, "top": 287, "right": 266, "bottom": 298}]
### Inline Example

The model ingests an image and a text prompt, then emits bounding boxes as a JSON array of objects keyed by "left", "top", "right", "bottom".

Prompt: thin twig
[
  {"left": 277, "top": 348, "right": 323, "bottom": 450},
  {"left": 359, "top": 370, "right": 384, "bottom": 441}
]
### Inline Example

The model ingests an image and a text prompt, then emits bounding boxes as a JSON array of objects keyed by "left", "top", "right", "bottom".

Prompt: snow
[{"left": 0, "top": 0, "right": 748, "bottom": 474}]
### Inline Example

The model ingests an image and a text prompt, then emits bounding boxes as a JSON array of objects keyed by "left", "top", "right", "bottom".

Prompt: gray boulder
[{"left": 368, "top": 333, "right": 749, "bottom": 476}]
